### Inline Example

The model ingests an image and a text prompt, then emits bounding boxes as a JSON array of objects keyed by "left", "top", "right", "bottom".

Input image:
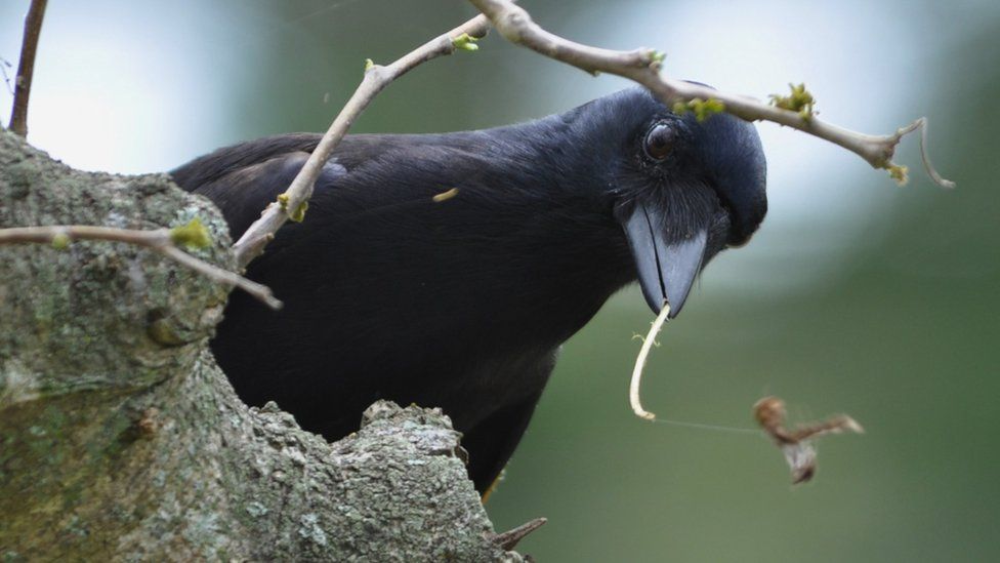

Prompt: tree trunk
[{"left": 0, "top": 129, "right": 525, "bottom": 562}]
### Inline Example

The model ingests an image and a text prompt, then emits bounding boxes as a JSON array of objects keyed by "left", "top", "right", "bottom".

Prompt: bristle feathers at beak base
[{"left": 622, "top": 203, "right": 708, "bottom": 317}]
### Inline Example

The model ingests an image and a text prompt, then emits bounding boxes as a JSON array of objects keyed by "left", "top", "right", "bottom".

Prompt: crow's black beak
[{"left": 623, "top": 203, "right": 708, "bottom": 318}]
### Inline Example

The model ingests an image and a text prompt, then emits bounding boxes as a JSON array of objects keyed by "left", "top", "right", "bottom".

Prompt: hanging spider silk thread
[{"left": 652, "top": 417, "right": 761, "bottom": 435}]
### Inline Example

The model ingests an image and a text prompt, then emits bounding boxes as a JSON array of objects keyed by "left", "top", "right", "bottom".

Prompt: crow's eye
[{"left": 644, "top": 123, "right": 675, "bottom": 161}]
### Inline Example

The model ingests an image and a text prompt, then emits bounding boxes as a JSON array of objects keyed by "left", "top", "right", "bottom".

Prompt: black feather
[{"left": 172, "top": 87, "right": 767, "bottom": 492}]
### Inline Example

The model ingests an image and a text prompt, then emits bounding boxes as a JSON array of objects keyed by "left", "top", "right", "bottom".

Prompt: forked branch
[
  {"left": 233, "top": 2, "right": 953, "bottom": 272},
  {"left": 467, "top": 0, "right": 954, "bottom": 189},
  {"left": 0, "top": 223, "right": 281, "bottom": 309},
  {"left": 231, "top": 15, "right": 492, "bottom": 269}
]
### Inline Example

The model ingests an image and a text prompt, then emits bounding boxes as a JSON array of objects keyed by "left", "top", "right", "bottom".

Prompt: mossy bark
[{"left": 0, "top": 129, "right": 523, "bottom": 562}]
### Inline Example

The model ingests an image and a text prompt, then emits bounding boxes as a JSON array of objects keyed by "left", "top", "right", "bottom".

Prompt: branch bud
[
  {"left": 452, "top": 33, "right": 480, "bottom": 52},
  {"left": 769, "top": 83, "right": 816, "bottom": 121},
  {"left": 673, "top": 97, "right": 726, "bottom": 122},
  {"left": 51, "top": 231, "right": 70, "bottom": 250},
  {"left": 887, "top": 164, "right": 910, "bottom": 186},
  {"left": 169, "top": 218, "right": 211, "bottom": 249}
]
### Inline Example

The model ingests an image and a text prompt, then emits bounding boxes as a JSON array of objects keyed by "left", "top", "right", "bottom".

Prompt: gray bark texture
[{"left": 0, "top": 129, "right": 527, "bottom": 562}]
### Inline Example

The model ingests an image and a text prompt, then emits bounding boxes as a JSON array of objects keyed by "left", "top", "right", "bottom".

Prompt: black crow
[{"left": 172, "top": 87, "right": 767, "bottom": 493}]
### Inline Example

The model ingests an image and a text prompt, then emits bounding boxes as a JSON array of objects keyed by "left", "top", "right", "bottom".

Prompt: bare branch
[
  {"left": 232, "top": 15, "right": 493, "bottom": 270},
  {"left": 8, "top": 0, "right": 48, "bottom": 137},
  {"left": 467, "top": 0, "right": 954, "bottom": 188},
  {"left": 0, "top": 224, "right": 281, "bottom": 310}
]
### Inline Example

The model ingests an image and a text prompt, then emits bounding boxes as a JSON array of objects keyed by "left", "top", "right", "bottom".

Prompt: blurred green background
[{"left": 2, "top": 1, "right": 997, "bottom": 561}]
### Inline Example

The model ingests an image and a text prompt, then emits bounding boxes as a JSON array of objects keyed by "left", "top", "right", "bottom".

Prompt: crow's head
[{"left": 573, "top": 87, "right": 767, "bottom": 316}]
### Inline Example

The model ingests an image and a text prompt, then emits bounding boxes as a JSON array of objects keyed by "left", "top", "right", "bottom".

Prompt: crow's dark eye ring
[{"left": 644, "top": 123, "right": 675, "bottom": 161}]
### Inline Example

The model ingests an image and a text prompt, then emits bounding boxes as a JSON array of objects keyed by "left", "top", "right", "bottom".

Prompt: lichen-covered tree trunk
[{"left": 0, "top": 129, "right": 525, "bottom": 562}]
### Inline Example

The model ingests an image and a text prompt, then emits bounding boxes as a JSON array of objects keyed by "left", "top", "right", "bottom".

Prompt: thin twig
[
  {"left": 467, "top": 0, "right": 954, "bottom": 188},
  {"left": 232, "top": 15, "right": 492, "bottom": 270},
  {"left": 158, "top": 246, "right": 280, "bottom": 309},
  {"left": 8, "top": 0, "right": 48, "bottom": 137},
  {"left": 489, "top": 517, "right": 547, "bottom": 551},
  {"left": 911, "top": 118, "right": 956, "bottom": 189},
  {"left": 0, "top": 224, "right": 282, "bottom": 310}
]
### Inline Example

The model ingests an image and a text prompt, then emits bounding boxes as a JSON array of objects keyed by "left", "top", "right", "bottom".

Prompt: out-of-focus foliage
[{"left": 1, "top": 1, "right": 996, "bottom": 560}]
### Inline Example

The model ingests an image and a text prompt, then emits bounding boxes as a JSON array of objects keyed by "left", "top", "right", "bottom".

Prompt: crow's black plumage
[{"left": 172, "top": 87, "right": 767, "bottom": 492}]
